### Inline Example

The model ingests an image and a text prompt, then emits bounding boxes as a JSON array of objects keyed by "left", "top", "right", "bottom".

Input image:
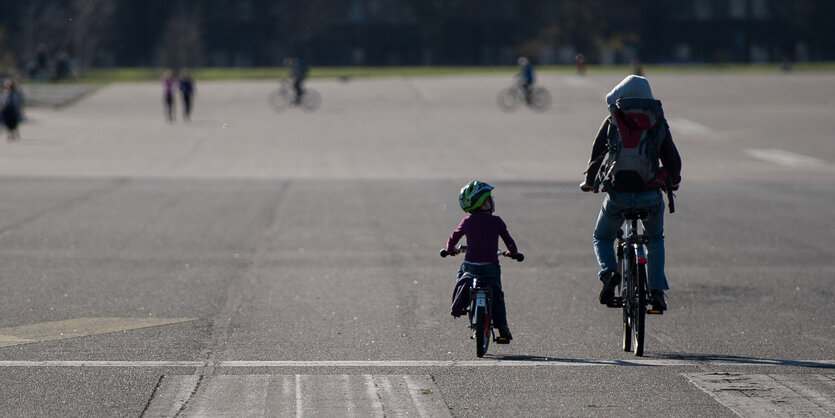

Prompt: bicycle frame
[
  {"left": 469, "top": 277, "right": 494, "bottom": 357},
  {"left": 616, "top": 212, "right": 651, "bottom": 356}
]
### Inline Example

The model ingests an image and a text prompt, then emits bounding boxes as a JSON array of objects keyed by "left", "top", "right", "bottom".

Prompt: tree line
[{"left": 0, "top": 0, "right": 832, "bottom": 74}]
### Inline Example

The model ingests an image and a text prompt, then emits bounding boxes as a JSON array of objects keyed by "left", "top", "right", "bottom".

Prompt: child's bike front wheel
[{"left": 474, "top": 309, "right": 490, "bottom": 357}]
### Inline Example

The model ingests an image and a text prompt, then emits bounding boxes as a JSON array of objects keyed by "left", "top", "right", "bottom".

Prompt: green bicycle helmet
[{"left": 459, "top": 181, "right": 494, "bottom": 212}]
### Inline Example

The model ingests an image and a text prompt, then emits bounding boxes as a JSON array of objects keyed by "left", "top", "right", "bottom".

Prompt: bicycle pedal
[
  {"left": 647, "top": 309, "right": 664, "bottom": 315},
  {"left": 606, "top": 297, "right": 623, "bottom": 308},
  {"left": 495, "top": 337, "right": 511, "bottom": 344}
]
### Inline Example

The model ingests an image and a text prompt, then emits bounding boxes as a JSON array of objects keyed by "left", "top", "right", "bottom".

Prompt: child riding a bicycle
[{"left": 444, "top": 181, "right": 519, "bottom": 342}]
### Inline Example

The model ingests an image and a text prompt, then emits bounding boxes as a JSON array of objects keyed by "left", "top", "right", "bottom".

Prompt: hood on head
[{"left": 606, "top": 75, "right": 653, "bottom": 106}]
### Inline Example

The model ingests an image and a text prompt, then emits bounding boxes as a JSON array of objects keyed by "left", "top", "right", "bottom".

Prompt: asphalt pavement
[{"left": 0, "top": 73, "right": 833, "bottom": 417}]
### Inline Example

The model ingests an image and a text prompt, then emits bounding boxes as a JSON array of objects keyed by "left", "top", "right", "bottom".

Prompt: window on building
[
  {"left": 729, "top": 0, "right": 747, "bottom": 19},
  {"left": 694, "top": 0, "right": 713, "bottom": 20},
  {"left": 751, "top": 0, "right": 769, "bottom": 19}
]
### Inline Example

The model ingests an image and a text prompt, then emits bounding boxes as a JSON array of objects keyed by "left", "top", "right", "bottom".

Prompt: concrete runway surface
[{"left": 0, "top": 73, "right": 833, "bottom": 416}]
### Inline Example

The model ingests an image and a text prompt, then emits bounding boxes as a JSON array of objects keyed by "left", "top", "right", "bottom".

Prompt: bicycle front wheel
[
  {"left": 300, "top": 89, "right": 321, "bottom": 112},
  {"left": 529, "top": 87, "right": 552, "bottom": 112}
]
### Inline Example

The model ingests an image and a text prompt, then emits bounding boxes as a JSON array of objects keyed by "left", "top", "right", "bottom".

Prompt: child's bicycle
[
  {"left": 440, "top": 245, "right": 524, "bottom": 357},
  {"left": 607, "top": 210, "right": 664, "bottom": 356}
]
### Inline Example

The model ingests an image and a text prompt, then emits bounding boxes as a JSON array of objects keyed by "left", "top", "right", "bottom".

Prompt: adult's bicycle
[
  {"left": 268, "top": 78, "right": 321, "bottom": 112},
  {"left": 608, "top": 210, "right": 663, "bottom": 356},
  {"left": 440, "top": 245, "right": 524, "bottom": 357},
  {"left": 496, "top": 84, "right": 551, "bottom": 112}
]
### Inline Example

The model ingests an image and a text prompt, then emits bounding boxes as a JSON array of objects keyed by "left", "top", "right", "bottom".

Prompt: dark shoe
[
  {"left": 599, "top": 271, "right": 621, "bottom": 305},
  {"left": 496, "top": 326, "right": 512, "bottom": 344},
  {"left": 650, "top": 289, "right": 667, "bottom": 311}
]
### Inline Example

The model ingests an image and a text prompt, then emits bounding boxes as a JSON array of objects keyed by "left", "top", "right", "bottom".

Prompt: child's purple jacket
[{"left": 445, "top": 212, "right": 518, "bottom": 264}]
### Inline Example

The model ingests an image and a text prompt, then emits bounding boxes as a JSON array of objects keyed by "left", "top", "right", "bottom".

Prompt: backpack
[{"left": 595, "top": 97, "right": 667, "bottom": 192}]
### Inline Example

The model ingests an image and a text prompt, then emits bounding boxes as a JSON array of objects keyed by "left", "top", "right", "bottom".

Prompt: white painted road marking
[
  {"left": 669, "top": 118, "right": 713, "bottom": 136},
  {"left": 0, "top": 317, "right": 196, "bottom": 348},
  {"left": 143, "top": 375, "right": 450, "bottom": 418},
  {"left": 745, "top": 148, "right": 828, "bottom": 167},
  {"left": 0, "top": 359, "right": 832, "bottom": 368},
  {"left": 685, "top": 373, "right": 835, "bottom": 417}
]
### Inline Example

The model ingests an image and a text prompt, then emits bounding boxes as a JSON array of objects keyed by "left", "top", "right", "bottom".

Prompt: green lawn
[{"left": 64, "top": 63, "right": 835, "bottom": 83}]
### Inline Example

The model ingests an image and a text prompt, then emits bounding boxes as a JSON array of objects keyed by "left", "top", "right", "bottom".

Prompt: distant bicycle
[
  {"left": 497, "top": 84, "right": 551, "bottom": 112},
  {"left": 269, "top": 79, "right": 321, "bottom": 112},
  {"left": 441, "top": 245, "right": 524, "bottom": 357}
]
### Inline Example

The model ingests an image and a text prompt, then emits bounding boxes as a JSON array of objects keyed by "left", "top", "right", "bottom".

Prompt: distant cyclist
[
  {"left": 288, "top": 57, "right": 309, "bottom": 104},
  {"left": 444, "top": 181, "right": 520, "bottom": 343},
  {"left": 516, "top": 57, "right": 535, "bottom": 102},
  {"left": 579, "top": 75, "right": 681, "bottom": 312}
]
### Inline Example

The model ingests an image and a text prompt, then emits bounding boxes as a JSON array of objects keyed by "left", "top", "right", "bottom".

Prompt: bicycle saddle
[{"left": 622, "top": 210, "right": 649, "bottom": 220}]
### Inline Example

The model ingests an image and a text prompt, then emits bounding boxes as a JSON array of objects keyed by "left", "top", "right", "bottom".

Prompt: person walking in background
[
  {"left": 178, "top": 69, "right": 196, "bottom": 121},
  {"left": 162, "top": 70, "right": 177, "bottom": 122},
  {"left": 1, "top": 79, "right": 24, "bottom": 141},
  {"left": 575, "top": 53, "right": 587, "bottom": 76}
]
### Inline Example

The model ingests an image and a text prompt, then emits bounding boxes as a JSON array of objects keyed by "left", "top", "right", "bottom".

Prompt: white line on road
[
  {"left": 685, "top": 373, "right": 835, "bottom": 417},
  {"left": 0, "top": 359, "right": 832, "bottom": 368},
  {"left": 745, "top": 148, "right": 828, "bottom": 167},
  {"left": 147, "top": 375, "right": 450, "bottom": 418},
  {"left": 668, "top": 118, "right": 713, "bottom": 136}
]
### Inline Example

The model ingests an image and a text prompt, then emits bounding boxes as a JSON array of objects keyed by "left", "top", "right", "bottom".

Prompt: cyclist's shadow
[{"left": 487, "top": 353, "right": 833, "bottom": 369}]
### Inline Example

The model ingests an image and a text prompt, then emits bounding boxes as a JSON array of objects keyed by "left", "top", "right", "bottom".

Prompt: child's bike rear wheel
[{"left": 474, "top": 309, "right": 490, "bottom": 357}]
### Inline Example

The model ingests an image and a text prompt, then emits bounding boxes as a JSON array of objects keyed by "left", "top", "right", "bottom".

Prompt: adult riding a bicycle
[
  {"left": 269, "top": 57, "right": 321, "bottom": 112},
  {"left": 580, "top": 75, "right": 681, "bottom": 314},
  {"left": 443, "top": 181, "right": 521, "bottom": 348},
  {"left": 497, "top": 57, "right": 551, "bottom": 112}
]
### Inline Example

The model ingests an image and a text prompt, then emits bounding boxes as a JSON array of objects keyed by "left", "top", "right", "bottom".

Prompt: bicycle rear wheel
[
  {"left": 300, "top": 89, "right": 321, "bottom": 112},
  {"left": 269, "top": 88, "right": 291, "bottom": 112},
  {"left": 633, "top": 264, "right": 647, "bottom": 356},
  {"left": 621, "top": 247, "right": 632, "bottom": 352},
  {"left": 496, "top": 88, "right": 521, "bottom": 112}
]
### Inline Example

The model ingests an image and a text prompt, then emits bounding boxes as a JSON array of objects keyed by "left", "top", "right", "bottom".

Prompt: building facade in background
[{"left": 0, "top": 0, "right": 832, "bottom": 72}]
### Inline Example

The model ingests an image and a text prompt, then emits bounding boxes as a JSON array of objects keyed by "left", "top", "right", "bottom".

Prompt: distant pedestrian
[
  {"left": 162, "top": 70, "right": 176, "bottom": 122},
  {"left": 575, "top": 53, "right": 587, "bottom": 76},
  {"left": 1, "top": 79, "right": 24, "bottom": 140},
  {"left": 178, "top": 69, "right": 196, "bottom": 121},
  {"left": 631, "top": 59, "right": 644, "bottom": 76}
]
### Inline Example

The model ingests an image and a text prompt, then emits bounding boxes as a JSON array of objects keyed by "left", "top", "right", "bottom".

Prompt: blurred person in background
[
  {"left": 179, "top": 69, "right": 196, "bottom": 121},
  {"left": 516, "top": 57, "right": 535, "bottom": 102},
  {"left": 289, "top": 57, "right": 309, "bottom": 104},
  {"left": 162, "top": 70, "right": 177, "bottom": 122},
  {"left": 1, "top": 79, "right": 24, "bottom": 141}
]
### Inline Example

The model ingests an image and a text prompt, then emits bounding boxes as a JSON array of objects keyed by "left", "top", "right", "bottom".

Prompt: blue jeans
[
  {"left": 593, "top": 189, "right": 669, "bottom": 291},
  {"left": 456, "top": 262, "right": 508, "bottom": 327}
]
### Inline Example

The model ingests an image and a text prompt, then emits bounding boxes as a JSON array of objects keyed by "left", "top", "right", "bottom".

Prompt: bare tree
[
  {"left": 157, "top": 7, "right": 205, "bottom": 69},
  {"left": 69, "top": 0, "right": 116, "bottom": 76}
]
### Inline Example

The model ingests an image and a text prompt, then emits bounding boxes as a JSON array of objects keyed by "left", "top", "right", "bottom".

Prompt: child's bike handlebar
[{"left": 440, "top": 245, "right": 524, "bottom": 262}]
